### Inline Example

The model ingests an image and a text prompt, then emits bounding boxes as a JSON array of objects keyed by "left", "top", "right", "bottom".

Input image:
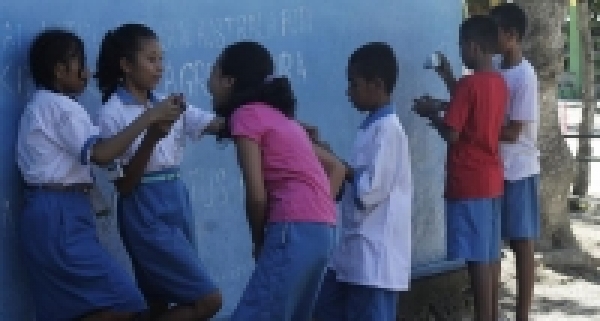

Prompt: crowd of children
[{"left": 15, "top": 3, "right": 538, "bottom": 321}]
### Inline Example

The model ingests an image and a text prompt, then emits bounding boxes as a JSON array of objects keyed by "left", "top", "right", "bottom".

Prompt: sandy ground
[{"left": 498, "top": 208, "right": 600, "bottom": 320}]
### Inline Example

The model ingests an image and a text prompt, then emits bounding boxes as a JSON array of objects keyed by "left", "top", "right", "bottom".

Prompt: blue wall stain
[{"left": 0, "top": 1, "right": 462, "bottom": 319}]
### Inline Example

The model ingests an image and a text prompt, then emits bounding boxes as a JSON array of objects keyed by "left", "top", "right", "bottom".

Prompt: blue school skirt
[
  {"left": 19, "top": 189, "right": 147, "bottom": 321},
  {"left": 118, "top": 168, "right": 218, "bottom": 304}
]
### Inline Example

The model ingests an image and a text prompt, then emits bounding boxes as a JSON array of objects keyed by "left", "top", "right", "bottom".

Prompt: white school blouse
[
  {"left": 98, "top": 88, "right": 215, "bottom": 172},
  {"left": 16, "top": 89, "right": 98, "bottom": 185}
]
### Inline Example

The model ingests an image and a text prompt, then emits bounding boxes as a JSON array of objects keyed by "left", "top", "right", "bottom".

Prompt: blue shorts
[
  {"left": 313, "top": 269, "right": 398, "bottom": 321},
  {"left": 231, "top": 222, "right": 334, "bottom": 321},
  {"left": 446, "top": 198, "right": 501, "bottom": 263},
  {"left": 19, "top": 190, "right": 147, "bottom": 321},
  {"left": 502, "top": 175, "right": 540, "bottom": 240},
  {"left": 118, "top": 174, "right": 218, "bottom": 304}
]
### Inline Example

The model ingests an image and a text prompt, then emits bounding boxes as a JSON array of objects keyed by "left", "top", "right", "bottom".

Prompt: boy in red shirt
[{"left": 413, "top": 15, "right": 507, "bottom": 321}]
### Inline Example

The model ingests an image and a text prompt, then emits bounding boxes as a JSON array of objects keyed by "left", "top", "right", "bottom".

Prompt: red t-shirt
[{"left": 443, "top": 72, "right": 508, "bottom": 199}]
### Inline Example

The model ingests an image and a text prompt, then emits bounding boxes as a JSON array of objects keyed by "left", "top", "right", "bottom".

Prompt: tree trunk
[
  {"left": 572, "top": 1, "right": 596, "bottom": 197},
  {"left": 512, "top": 0, "right": 576, "bottom": 249}
]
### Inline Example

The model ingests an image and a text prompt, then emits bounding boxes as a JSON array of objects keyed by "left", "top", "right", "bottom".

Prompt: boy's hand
[
  {"left": 433, "top": 52, "right": 453, "bottom": 80},
  {"left": 413, "top": 96, "right": 444, "bottom": 119}
]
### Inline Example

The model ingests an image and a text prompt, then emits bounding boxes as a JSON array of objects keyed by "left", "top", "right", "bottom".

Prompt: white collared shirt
[
  {"left": 98, "top": 90, "right": 215, "bottom": 172},
  {"left": 16, "top": 89, "right": 98, "bottom": 184},
  {"left": 331, "top": 106, "right": 413, "bottom": 291},
  {"left": 493, "top": 56, "right": 540, "bottom": 181}
]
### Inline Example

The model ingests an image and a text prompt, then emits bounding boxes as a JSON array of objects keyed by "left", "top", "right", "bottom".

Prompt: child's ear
[
  {"left": 224, "top": 76, "right": 235, "bottom": 90},
  {"left": 119, "top": 57, "right": 131, "bottom": 76},
  {"left": 53, "top": 62, "right": 67, "bottom": 80}
]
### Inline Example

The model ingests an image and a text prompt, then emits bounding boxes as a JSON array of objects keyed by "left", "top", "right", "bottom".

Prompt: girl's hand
[{"left": 145, "top": 95, "right": 184, "bottom": 124}]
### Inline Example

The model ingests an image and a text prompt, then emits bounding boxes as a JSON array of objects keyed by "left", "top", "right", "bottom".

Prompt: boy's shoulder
[
  {"left": 360, "top": 113, "right": 406, "bottom": 144},
  {"left": 455, "top": 72, "right": 506, "bottom": 97},
  {"left": 497, "top": 57, "right": 537, "bottom": 82},
  {"left": 515, "top": 59, "right": 538, "bottom": 83}
]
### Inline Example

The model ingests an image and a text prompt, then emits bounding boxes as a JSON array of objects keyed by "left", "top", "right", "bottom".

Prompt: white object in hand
[{"left": 424, "top": 52, "right": 441, "bottom": 69}]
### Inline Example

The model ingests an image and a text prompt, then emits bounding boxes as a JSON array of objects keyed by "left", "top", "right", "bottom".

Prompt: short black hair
[
  {"left": 489, "top": 3, "right": 528, "bottom": 40},
  {"left": 459, "top": 15, "right": 498, "bottom": 53},
  {"left": 348, "top": 42, "right": 398, "bottom": 94},
  {"left": 29, "top": 29, "right": 85, "bottom": 89}
]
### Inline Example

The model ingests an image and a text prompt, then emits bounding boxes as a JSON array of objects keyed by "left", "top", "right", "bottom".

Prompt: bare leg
[
  {"left": 491, "top": 260, "right": 501, "bottom": 321},
  {"left": 468, "top": 262, "right": 494, "bottom": 321},
  {"left": 510, "top": 239, "right": 535, "bottom": 321},
  {"left": 155, "top": 292, "right": 222, "bottom": 321}
]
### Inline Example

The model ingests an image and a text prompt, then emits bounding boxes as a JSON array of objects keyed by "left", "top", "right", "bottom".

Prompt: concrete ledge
[
  {"left": 411, "top": 259, "right": 466, "bottom": 279},
  {"left": 399, "top": 264, "right": 472, "bottom": 320},
  {"left": 214, "top": 260, "right": 470, "bottom": 320}
]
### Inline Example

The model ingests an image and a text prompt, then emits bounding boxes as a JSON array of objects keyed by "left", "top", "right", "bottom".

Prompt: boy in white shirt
[
  {"left": 490, "top": 4, "right": 540, "bottom": 321},
  {"left": 313, "top": 42, "right": 412, "bottom": 321}
]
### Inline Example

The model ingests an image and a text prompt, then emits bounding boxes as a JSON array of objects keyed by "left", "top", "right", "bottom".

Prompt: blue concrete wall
[{"left": 0, "top": 1, "right": 462, "bottom": 319}]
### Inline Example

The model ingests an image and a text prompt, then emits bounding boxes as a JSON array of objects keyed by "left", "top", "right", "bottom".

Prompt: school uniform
[
  {"left": 493, "top": 57, "right": 541, "bottom": 240},
  {"left": 443, "top": 72, "right": 507, "bottom": 263},
  {"left": 16, "top": 89, "right": 147, "bottom": 321},
  {"left": 98, "top": 87, "right": 218, "bottom": 304},
  {"left": 314, "top": 104, "right": 412, "bottom": 321}
]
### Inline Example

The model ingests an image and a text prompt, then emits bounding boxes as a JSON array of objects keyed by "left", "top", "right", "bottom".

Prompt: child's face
[
  {"left": 208, "top": 62, "right": 234, "bottom": 111},
  {"left": 121, "top": 38, "right": 163, "bottom": 92},
  {"left": 55, "top": 54, "right": 89, "bottom": 96},
  {"left": 346, "top": 68, "right": 381, "bottom": 111},
  {"left": 496, "top": 27, "right": 517, "bottom": 55}
]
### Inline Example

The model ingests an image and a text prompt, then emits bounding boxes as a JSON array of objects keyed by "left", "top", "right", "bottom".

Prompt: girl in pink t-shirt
[{"left": 208, "top": 41, "right": 346, "bottom": 321}]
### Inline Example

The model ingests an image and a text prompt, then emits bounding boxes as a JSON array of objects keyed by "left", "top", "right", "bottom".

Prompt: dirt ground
[{"left": 498, "top": 209, "right": 600, "bottom": 320}]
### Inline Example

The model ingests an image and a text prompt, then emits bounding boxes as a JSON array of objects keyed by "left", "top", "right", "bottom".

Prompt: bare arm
[
  {"left": 500, "top": 120, "right": 526, "bottom": 143},
  {"left": 435, "top": 52, "right": 458, "bottom": 94},
  {"left": 235, "top": 137, "right": 268, "bottom": 256},
  {"left": 202, "top": 117, "right": 226, "bottom": 135},
  {"left": 115, "top": 125, "right": 165, "bottom": 195}
]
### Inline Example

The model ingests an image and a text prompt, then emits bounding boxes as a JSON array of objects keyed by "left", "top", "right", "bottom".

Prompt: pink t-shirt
[{"left": 231, "top": 103, "right": 336, "bottom": 224}]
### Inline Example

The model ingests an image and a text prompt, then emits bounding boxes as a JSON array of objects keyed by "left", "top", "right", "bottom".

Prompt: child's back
[
  {"left": 230, "top": 102, "right": 336, "bottom": 224},
  {"left": 444, "top": 71, "right": 506, "bottom": 199}
]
